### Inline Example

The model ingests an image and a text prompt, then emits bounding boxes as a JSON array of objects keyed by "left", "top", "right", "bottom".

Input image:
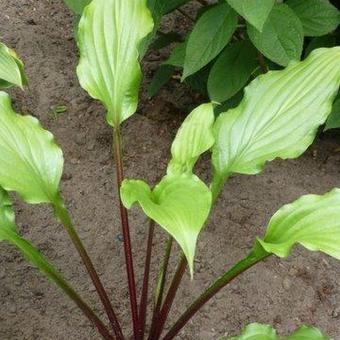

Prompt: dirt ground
[{"left": 1, "top": 1, "right": 340, "bottom": 339}]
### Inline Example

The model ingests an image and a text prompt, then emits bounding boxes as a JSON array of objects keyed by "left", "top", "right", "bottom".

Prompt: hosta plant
[{"left": 1, "top": 1, "right": 340, "bottom": 339}]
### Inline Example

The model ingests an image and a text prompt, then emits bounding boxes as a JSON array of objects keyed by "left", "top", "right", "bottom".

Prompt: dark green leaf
[
  {"left": 247, "top": 4, "right": 304, "bottom": 66},
  {"left": 151, "top": 32, "right": 182, "bottom": 50},
  {"left": 148, "top": 0, "right": 189, "bottom": 18},
  {"left": 325, "top": 97, "right": 340, "bottom": 130},
  {"left": 142, "top": 0, "right": 189, "bottom": 55},
  {"left": 64, "top": 0, "right": 91, "bottom": 14},
  {"left": 305, "top": 35, "right": 337, "bottom": 56},
  {"left": 148, "top": 65, "right": 175, "bottom": 97},
  {"left": 286, "top": 0, "right": 339, "bottom": 37},
  {"left": 184, "top": 62, "right": 211, "bottom": 95},
  {"left": 226, "top": 0, "right": 275, "bottom": 31},
  {"left": 183, "top": 3, "right": 237, "bottom": 79},
  {"left": 213, "top": 91, "right": 244, "bottom": 115},
  {"left": 165, "top": 42, "right": 187, "bottom": 68},
  {"left": 208, "top": 40, "right": 258, "bottom": 103}
]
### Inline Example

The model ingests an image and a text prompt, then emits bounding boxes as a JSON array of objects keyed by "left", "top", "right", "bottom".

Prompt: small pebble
[
  {"left": 9, "top": 304, "right": 17, "bottom": 314},
  {"left": 332, "top": 307, "right": 340, "bottom": 318},
  {"left": 62, "top": 172, "right": 72, "bottom": 181},
  {"left": 75, "top": 133, "right": 86, "bottom": 146},
  {"left": 116, "top": 234, "right": 124, "bottom": 242},
  {"left": 283, "top": 277, "right": 292, "bottom": 290}
]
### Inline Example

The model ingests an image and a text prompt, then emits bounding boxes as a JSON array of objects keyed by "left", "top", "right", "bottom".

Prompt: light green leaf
[
  {"left": 223, "top": 323, "right": 277, "bottom": 340},
  {"left": 226, "top": 0, "right": 275, "bottom": 32},
  {"left": 168, "top": 103, "right": 215, "bottom": 175},
  {"left": 286, "top": 0, "right": 339, "bottom": 37},
  {"left": 0, "top": 187, "right": 89, "bottom": 313},
  {"left": 77, "top": 0, "right": 154, "bottom": 127},
  {"left": 247, "top": 4, "right": 304, "bottom": 66},
  {"left": 64, "top": 0, "right": 91, "bottom": 14},
  {"left": 208, "top": 40, "right": 258, "bottom": 103},
  {"left": 183, "top": 3, "right": 237, "bottom": 79},
  {"left": 286, "top": 325, "right": 329, "bottom": 340},
  {"left": 222, "top": 323, "right": 329, "bottom": 340},
  {"left": 212, "top": 47, "right": 340, "bottom": 196},
  {"left": 0, "top": 42, "right": 28, "bottom": 89},
  {"left": 258, "top": 188, "right": 340, "bottom": 259},
  {"left": 121, "top": 174, "right": 212, "bottom": 276},
  {"left": 324, "top": 97, "right": 340, "bottom": 130},
  {"left": 0, "top": 187, "right": 16, "bottom": 234},
  {"left": 0, "top": 92, "right": 63, "bottom": 204}
]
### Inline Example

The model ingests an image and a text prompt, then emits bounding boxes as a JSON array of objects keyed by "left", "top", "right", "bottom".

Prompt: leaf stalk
[
  {"left": 10, "top": 233, "right": 114, "bottom": 340},
  {"left": 112, "top": 126, "right": 139, "bottom": 340},
  {"left": 149, "top": 236, "right": 174, "bottom": 337},
  {"left": 139, "top": 219, "right": 156, "bottom": 339},
  {"left": 149, "top": 254, "right": 187, "bottom": 340},
  {"left": 162, "top": 247, "right": 270, "bottom": 340},
  {"left": 54, "top": 199, "right": 124, "bottom": 339}
]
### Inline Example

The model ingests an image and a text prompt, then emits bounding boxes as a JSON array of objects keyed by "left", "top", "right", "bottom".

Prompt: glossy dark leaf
[
  {"left": 248, "top": 4, "right": 304, "bottom": 66},
  {"left": 208, "top": 40, "right": 258, "bottom": 103},
  {"left": 226, "top": 0, "right": 275, "bottom": 31},
  {"left": 286, "top": 0, "right": 339, "bottom": 37},
  {"left": 183, "top": 3, "right": 237, "bottom": 79}
]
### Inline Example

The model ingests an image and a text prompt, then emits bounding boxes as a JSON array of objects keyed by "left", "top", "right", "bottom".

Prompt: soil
[{"left": 1, "top": 1, "right": 340, "bottom": 340}]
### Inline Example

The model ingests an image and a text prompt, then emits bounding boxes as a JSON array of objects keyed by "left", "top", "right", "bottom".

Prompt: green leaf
[
  {"left": 258, "top": 188, "right": 340, "bottom": 260},
  {"left": 148, "top": 41, "right": 186, "bottom": 97},
  {"left": 184, "top": 62, "right": 211, "bottom": 95},
  {"left": 325, "top": 96, "right": 340, "bottom": 130},
  {"left": 77, "top": 0, "right": 154, "bottom": 127},
  {"left": 148, "top": 0, "right": 189, "bottom": 18},
  {"left": 226, "top": 0, "right": 275, "bottom": 32},
  {"left": 168, "top": 103, "right": 215, "bottom": 175},
  {"left": 183, "top": 3, "right": 237, "bottom": 79},
  {"left": 208, "top": 40, "right": 258, "bottom": 103},
  {"left": 305, "top": 35, "right": 337, "bottom": 57},
  {"left": 223, "top": 323, "right": 277, "bottom": 340},
  {"left": 247, "top": 4, "right": 304, "bottom": 66},
  {"left": 140, "top": 0, "right": 188, "bottom": 56},
  {"left": 165, "top": 42, "right": 187, "bottom": 68},
  {"left": 286, "top": 0, "right": 339, "bottom": 37},
  {"left": 286, "top": 326, "right": 329, "bottom": 340},
  {"left": 211, "top": 47, "right": 340, "bottom": 195},
  {"left": 0, "top": 42, "right": 28, "bottom": 89},
  {"left": 151, "top": 32, "right": 182, "bottom": 50},
  {"left": 0, "top": 92, "right": 63, "bottom": 204},
  {"left": 0, "top": 187, "right": 16, "bottom": 234},
  {"left": 148, "top": 65, "right": 175, "bottom": 98},
  {"left": 121, "top": 174, "right": 212, "bottom": 276},
  {"left": 64, "top": 0, "right": 91, "bottom": 14},
  {"left": 222, "top": 323, "right": 329, "bottom": 340},
  {"left": 0, "top": 187, "right": 86, "bottom": 310}
]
